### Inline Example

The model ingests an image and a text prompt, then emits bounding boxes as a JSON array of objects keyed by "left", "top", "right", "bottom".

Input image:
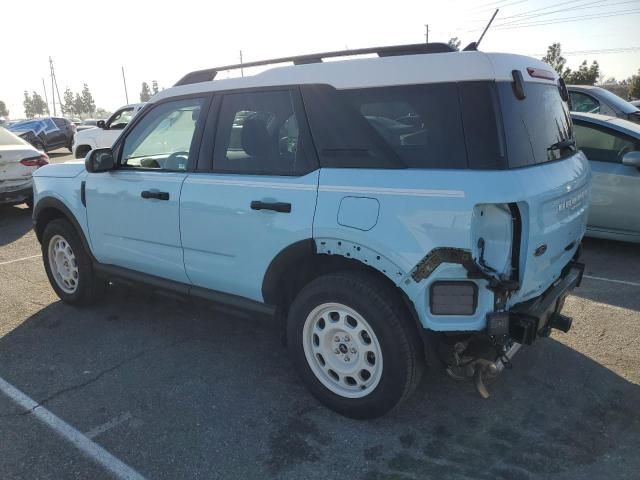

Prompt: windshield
[
  {"left": 594, "top": 88, "right": 639, "bottom": 114},
  {"left": 498, "top": 82, "right": 575, "bottom": 167}
]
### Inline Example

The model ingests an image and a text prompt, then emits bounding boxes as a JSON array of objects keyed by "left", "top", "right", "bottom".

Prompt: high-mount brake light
[
  {"left": 527, "top": 67, "right": 555, "bottom": 80},
  {"left": 20, "top": 154, "right": 49, "bottom": 167}
]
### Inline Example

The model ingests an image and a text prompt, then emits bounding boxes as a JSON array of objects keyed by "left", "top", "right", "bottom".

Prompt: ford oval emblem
[{"left": 534, "top": 244, "right": 547, "bottom": 257}]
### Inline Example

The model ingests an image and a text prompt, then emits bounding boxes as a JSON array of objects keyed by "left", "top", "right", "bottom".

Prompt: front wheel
[
  {"left": 42, "top": 218, "right": 104, "bottom": 305},
  {"left": 287, "top": 271, "right": 424, "bottom": 419}
]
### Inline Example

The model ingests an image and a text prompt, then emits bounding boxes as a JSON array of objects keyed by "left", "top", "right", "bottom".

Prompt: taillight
[
  {"left": 527, "top": 67, "right": 555, "bottom": 80},
  {"left": 20, "top": 154, "right": 49, "bottom": 167}
]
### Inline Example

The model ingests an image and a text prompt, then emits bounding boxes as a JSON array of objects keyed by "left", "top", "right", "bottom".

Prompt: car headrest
[{"left": 241, "top": 117, "right": 271, "bottom": 157}]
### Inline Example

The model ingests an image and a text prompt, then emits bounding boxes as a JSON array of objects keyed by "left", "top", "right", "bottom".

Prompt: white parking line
[
  {"left": 0, "top": 377, "right": 146, "bottom": 480},
  {"left": 583, "top": 275, "right": 640, "bottom": 288},
  {"left": 85, "top": 412, "right": 133, "bottom": 440},
  {"left": 0, "top": 254, "right": 42, "bottom": 266}
]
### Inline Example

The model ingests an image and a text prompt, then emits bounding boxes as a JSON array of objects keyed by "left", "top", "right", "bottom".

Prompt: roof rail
[{"left": 174, "top": 42, "right": 455, "bottom": 86}]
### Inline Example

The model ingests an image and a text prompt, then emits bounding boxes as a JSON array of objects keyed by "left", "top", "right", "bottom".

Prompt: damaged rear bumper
[{"left": 487, "top": 261, "right": 584, "bottom": 345}]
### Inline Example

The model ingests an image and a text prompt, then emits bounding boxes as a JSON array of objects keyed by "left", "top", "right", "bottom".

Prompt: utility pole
[
  {"left": 49, "top": 57, "right": 56, "bottom": 116},
  {"left": 424, "top": 24, "right": 429, "bottom": 44},
  {"left": 42, "top": 78, "right": 50, "bottom": 115},
  {"left": 239, "top": 50, "right": 244, "bottom": 77},
  {"left": 122, "top": 66, "right": 129, "bottom": 104}
]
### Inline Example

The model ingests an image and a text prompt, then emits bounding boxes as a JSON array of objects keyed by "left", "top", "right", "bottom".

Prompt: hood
[
  {"left": 33, "top": 161, "right": 86, "bottom": 178},
  {"left": 74, "top": 127, "right": 100, "bottom": 141}
]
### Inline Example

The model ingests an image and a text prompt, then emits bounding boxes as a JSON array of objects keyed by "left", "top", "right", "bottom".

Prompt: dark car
[{"left": 7, "top": 117, "right": 76, "bottom": 152}]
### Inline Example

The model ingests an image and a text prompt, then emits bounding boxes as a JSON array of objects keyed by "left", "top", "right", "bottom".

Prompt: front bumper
[{"left": 488, "top": 261, "right": 584, "bottom": 344}]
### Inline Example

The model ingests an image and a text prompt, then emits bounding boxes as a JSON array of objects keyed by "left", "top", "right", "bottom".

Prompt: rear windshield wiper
[{"left": 548, "top": 138, "right": 576, "bottom": 151}]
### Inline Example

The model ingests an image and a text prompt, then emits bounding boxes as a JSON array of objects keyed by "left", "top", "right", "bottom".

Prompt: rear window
[{"left": 498, "top": 81, "right": 575, "bottom": 167}]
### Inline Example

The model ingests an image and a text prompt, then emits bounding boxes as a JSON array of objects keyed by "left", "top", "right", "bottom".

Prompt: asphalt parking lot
[{"left": 1, "top": 150, "right": 639, "bottom": 479}]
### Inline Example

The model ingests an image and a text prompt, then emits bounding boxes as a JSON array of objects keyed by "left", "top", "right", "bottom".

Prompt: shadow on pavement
[
  {"left": 0, "top": 204, "right": 33, "bottom": 247},
  {"left": 0, "top": 290, "right": 638, "bottom": 479},
  {"left": 573, "top": 237, "right": 640, "bottom": 311}
]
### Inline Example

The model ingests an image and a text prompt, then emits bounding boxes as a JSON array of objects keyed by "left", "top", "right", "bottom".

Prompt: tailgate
[{"left": 516, "top": 152, "right": 591, "bottom": 301}]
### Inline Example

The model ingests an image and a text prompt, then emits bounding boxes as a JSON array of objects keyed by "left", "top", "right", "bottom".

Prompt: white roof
[{"left": 152, "top": 51, "right": 557, "bottom": 102}]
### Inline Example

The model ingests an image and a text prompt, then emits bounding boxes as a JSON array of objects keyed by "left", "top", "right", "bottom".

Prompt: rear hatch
[
  {"left": 513, "top": 153, "right": 590, "bottom": 302},
  {"left": 495, "top": 73, "right": 591, "bottom": 302}
]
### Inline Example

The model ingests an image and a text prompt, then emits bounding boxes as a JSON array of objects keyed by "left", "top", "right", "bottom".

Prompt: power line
[
  {"left": 495, "top": 0, "right": 607, "bottom": 26},
  {"left": 495, "top": 0, "right": 637, "bottom": 27},
  {"left": 532, "top": 46, "right": 640, "bottom": 56},
  {"left": 498, "top": 0, "right": 603, "bottom": 20},
  {"left": 491, "top": 8, "right": 640, "bottom": 29}
]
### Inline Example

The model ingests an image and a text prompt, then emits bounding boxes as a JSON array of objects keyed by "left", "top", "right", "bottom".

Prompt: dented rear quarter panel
[{"left": 313, "top": 153, "right": 591, "bottom": 331}]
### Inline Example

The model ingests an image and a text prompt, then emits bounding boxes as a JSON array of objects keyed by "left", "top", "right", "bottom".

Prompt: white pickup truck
[{"left": 72, "top": 103, "right": 145, "bottom": 158}]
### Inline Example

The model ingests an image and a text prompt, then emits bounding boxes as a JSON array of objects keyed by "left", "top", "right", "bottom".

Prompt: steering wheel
[
  {"left": 617, "top": 145, "right": 631, "bottom": 159},
  {"left": 164, "top": 151, "right": 189, "bottom": 170}
]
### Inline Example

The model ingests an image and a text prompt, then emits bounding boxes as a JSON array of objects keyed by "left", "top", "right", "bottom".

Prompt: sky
[{"left": 1, "top": 0, "right": 639, "bottom": 118}]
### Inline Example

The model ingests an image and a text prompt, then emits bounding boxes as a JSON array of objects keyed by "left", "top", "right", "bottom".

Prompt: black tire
[
  {"left": 42, "top": 218, "right": 104, "bottom": 305},
  {"left": 33, "top": 139, "right": 46, "bottom": 152},
  {"left": 287, "top": 271, "right": 424, "bottom": 419},
  {"left": 75, "top": 145, "right": 91, "bottom": 159}
]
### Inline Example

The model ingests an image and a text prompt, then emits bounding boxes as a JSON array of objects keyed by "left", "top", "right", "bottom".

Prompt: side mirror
[
  {"left": 622, "top": 151, "right": 640, "bottom": 168},
  {"left": 97, "top": 120, "right": 106, "bottom": 129},
  {"left": 85, "top": 148, "right": 115, "bottom": 173}
]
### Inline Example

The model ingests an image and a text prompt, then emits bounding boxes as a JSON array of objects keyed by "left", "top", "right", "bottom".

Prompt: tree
[
  {"left": 23, "top": 91, "right": 35, "bottom": 118},
  {"left": 152, "top": 80, "right": 159, "bottom": 95},
  {"left": 447, "top": 37, "right": 461, "bottom": 51},
  {"left": 0, "top": 100, "right": 8, "bottom": 118},
  {"left": 140, "top": 82, "right": 152, "bottom": 102},
  {"left": 95, "top": 107, "right": 112, "bottom": 119},
  {"left": 81, "top": 84, "right": 95, "bottom": 115},
  {"left": 565, "top": 60, "right": 600, "bottom": 86},
  {"left": 63, "top": 88, "right": 75, "bottom": 116},
  {"left": 542, "top": 42, "right": 567, "bottom": 77},
  {"left": 73, "top": 93, "right": 85, "bottom": 116},
  {"left": 629, "top": 70, "right": 640, "bottom": 99},
  {"left": 31, "top": 92, "right": 47, "bottom": 116}
]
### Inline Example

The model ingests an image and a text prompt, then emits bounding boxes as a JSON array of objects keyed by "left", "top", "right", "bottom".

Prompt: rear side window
[
  {"left": 213, "top": 89, "right": 312, "bottom": 175},
  {"left": 302, "top": 83, "right": 468, "bottom": 169},
  {"left": 570, "top": 91, "right": 600, "bottom": 113},
  {"left": 498, "top": 81, "right": 574, "bottom": 167}
]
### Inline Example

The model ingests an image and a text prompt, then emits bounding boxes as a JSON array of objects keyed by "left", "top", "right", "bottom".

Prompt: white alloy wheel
[
  {"left": 48, "top": 234, "right": 79, "bottom": 294},
  {"left": 302, "top": 302, "right": 383, "bottom": 398}
]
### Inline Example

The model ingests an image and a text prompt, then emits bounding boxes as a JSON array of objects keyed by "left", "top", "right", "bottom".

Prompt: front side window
[
  {"left": 570, "top": 91, "right": 600, "bottom": 113},
  {"left": 574, "top": 123, "right": 636, "bottom": 163},
  {"left": 120, "top": 98, "right": 203, "bottom": 171},
  {"left": 213, "top": 90, "right": 309, "bottom": 175},
  {"left": 107, "top": 108, "right": 134, "bottom": 130}
]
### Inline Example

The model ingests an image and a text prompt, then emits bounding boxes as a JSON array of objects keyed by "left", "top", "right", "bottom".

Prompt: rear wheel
[
  {"left": 42, "top": 218, "right": 104, "bottom": 305},
  {"left": 287, "top": 271, "right": 424, "bottom": 419},
  {"left": 33, "top": 139, "right": 45, "bottom": 152},
  {"left": 75, "top": 145, "right": 91, "bottom": 159}
]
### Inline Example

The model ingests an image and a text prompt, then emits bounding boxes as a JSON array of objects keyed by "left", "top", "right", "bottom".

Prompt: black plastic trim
[
  {"left": 262, "top": 239, "right": 316, "bottom": 305},
  {"left": 32, "top": 197, "right": 96, "bottom": 263},
  {"left": 94, "top": 263, "right": 275, "bottom": 315},
  {"left": 429, "top": 280, "right": 478, "bottom": 316}
]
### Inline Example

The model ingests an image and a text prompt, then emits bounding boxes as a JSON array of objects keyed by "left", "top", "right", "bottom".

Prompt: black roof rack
[{"left": 174, "top": 42, "right": 455, "bottom": 86}]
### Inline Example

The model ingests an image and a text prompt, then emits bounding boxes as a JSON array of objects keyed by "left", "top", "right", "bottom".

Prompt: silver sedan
[{"left": 572, "top": 112, "right": 640, "bottom": 243}]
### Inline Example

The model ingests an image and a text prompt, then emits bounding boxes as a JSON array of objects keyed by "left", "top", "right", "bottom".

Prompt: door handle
[
  {"left": 141, "top": 190, "right": 170, "bottom": 200},
  {"left": 250, "top": 200, "right": 291, "bottom": 213}
]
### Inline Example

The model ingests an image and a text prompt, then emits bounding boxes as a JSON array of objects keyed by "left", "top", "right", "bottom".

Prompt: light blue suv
[{"left": 32, "top": 43, "right": 591, "bottom": 418}]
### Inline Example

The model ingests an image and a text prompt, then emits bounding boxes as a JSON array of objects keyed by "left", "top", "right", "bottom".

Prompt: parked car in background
[
  {"left": 72, "top": 104, "right": 144, "bottom": 158},
  {"left": 76, "top": 118, "right": 101, "bottom": 132},
  {"left": 568, "top": 85, "right": 640, "bottom": 123},
  {"left": 0, "top": 127, "right": 49, "bottom": 207},
  {"left": 7, "top": 117, "right": 76, "bottom": 152},
  {"left": 572, "top": 112, "right": 640, "bottom": 243},
  {"left": 34, "top": 45, "right": 590, "bottom": 418},
  {"left": 631, "top": 100, "right": 640, "bottom": 108}
]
